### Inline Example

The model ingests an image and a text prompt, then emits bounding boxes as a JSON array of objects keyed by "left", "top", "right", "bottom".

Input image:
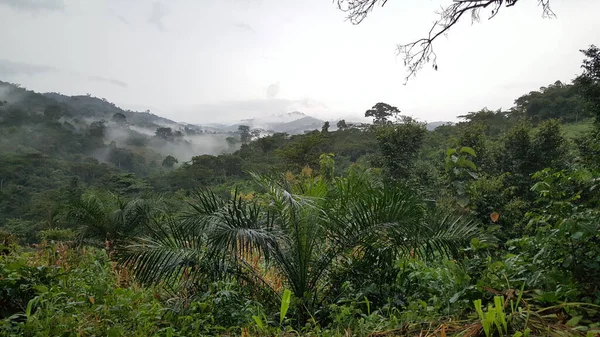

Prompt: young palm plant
[
  {"left": 120, "top": 168, "right": 483, "bottom": 323},
  {"left": 67, "top": 192, "right": 161, "bottom": 248}
]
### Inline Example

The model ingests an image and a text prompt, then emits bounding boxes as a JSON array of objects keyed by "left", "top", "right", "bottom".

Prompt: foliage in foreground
[{"left": 1, "top": 241, "right": 599, "bottom": 336}]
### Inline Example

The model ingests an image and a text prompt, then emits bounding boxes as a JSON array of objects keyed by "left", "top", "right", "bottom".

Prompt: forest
[{"left": 0, "top": 45, "right": 599, "bottom": 336}]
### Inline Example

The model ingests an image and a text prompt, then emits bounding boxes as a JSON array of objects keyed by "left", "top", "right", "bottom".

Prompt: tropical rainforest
[{"left": 0, "top": 45, "right": 599, "bottom": 337}]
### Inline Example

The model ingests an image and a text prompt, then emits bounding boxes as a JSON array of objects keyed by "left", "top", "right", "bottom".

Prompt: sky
[{"left": 0, "top": 0, "right": 599, "bottom": 124}]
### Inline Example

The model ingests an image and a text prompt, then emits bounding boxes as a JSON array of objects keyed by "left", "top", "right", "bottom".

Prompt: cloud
[
  {"left": 148, "top": 2, "right": 168, "bottom": 32},
  {"left": 233, "top": 22, "right": 256, "bottom": 33},
  {"left": 108, "top": 9, "right": 128, "bottom": 25},
  {"left": 0, "top": 59, "right": 127, "bottom": 88},
  {"left": 0, "top": 0, "right": 65, "bottom": 12},
  {"left": 175, "top": 98, "right": 331, "bottom": 124},
  {"left": 88, "top": 75, "right": 128, "bottom": 88},
  {"left": 266, "top": 82, "right": 279, "bottom": 99},
  {"left": 0, "top": 59, "right": 57, "bottom": 76}
]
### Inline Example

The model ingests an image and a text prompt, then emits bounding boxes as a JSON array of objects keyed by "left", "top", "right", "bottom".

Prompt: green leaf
[
  {"left": 462, "top": 159, "right": 477, "bottom": 171},
  {"left": 571, "top": 231, "right": 584, "bottom": 240},
  {"left": 467, "top": 171, "right": 479, "bottom": 179},
  {"left": 449, "top": 292, "right": 461, "bottom": 303},
  {"left": 457, "top": 195, "right": 470, "bottom": 208},
  {"left": 280, "top": 288, "right": 292, "bottom": 324},
  {"left": 25, "top": 298, "right": 35, "bottom": 318},
  {"left": 459, "top": 146, "right": 477, "bottom": 157},
  {"left": 562, "top": 255, "right": 574, "bottom": 268},
  {"left": 107, "top": 327, "right": 124, "bottom": 337},
  {"left": 253, "top": 315, "right": 265, "bottom": 329},
  {"left": 566, "top": 316, "right": 583, "bottom": 327}
]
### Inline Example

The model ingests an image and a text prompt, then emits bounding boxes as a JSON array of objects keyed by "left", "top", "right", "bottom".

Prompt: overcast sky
[{"left": 0, "top": 0, "right": 598, "bottom": 124}]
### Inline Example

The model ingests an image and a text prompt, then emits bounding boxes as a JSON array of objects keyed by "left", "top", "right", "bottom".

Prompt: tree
[
  {"left": 155, "top": 127, "right": 173, "bottom": 140},
  {"left": 321, "top": 121, "right": 330, "bottom": 133},
  {"left": 574, "top": 45, "right": 600, "bottom": 168},
  {"left": 162, "top": 155, "right": 178, "bottom": 168},
  {"left": 375, "top": 120, "right": 426, "bottom": 180},
  {"left": 43, "top": 105, "right": 66, "bottom": 121},
  {"left": 112, "top": 112, "right": 127, "bottom": 126},
  {"left": 89, "top": 120, "right": 106, "bottom": 138},
  {"left": 455, "top": 122, "right": 496, "bottom": 172},
  {"left": 256, "top": 135, "right": 278, "bottom": 153},
  {"left": 501, "top": 122, "right": 536, "bottom": 197},
  {"left": 365, "top": 102, "right": 401, "bottom": 125},
  {"left": 574, "top": 45, "right": 600, "bottom": 123},
  {"left": 226, "top": 136, "right": 238, "bottom": 148},
  {"left": 336, "top": 119, "right": 347, "bottom": 130},
  {"left": 337, "top": 0, "right": 554, "bottom": 81},
  {"left": 445, "top": 146, "right": 478, "bottom": 208},
  {"left": 238, "top": 125, "right": 251, "bottom": 144},
  {"left": 121, "top": 171, "right": 481, "bottom": 323},
  {"left": 276, "top": 131, "right": 326, "bottom": 170},
  {"left": 530, "top": 119, "right": 569, "bottom": 171},
  {"left": 319, "top": 153, "right": 335, "bottom": 181},
  {"left": 513, "top": 81, "right": 589, "bottom": 123},
  {"left": 67, "top": 193, "right": 160, "bottom": 248}
]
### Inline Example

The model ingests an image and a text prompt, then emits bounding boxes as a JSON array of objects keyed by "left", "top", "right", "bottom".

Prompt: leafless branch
[
  {"left": 337, "top": 0, "right": 555, "bottom": 83},
  {"left": 337, "top": 0, "right": 389, "bottom": 24}
]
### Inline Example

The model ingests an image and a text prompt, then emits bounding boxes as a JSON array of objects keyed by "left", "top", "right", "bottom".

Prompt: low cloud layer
[
  {"left": 0, "top": 0, "right": 65, "bottom": 12},
  {"left": 175, "top": 98, "right": 330, "bottom": 124},
  {"left": 0, "top": 59, "right": 128, "bottom": 88},
  {"left": 0, "top": 60, "right": 57, "bottom": 77}
]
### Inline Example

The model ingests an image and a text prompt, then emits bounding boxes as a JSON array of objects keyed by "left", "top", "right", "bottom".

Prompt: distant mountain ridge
[
  {"left": 43, "top": 92, "right": 181, "bottom": 129},
  {"left": 425, "top": 121, "right": 453, "bottom": 131},
  {"left": 4, "top": 81, "right": 448, "bottom": 136}
]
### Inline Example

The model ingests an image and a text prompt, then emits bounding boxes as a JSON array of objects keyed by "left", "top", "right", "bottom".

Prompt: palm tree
[
  {"left": 120, "top": 168, "right": 483, "bottom": 322},
  {"left": 67, "top": 192, "right": 161, "bottom": 248}
]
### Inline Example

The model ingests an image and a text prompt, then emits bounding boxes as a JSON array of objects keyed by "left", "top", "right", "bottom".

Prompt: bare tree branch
[{"left": 337, "top": 0, "right": 555, "bottom": 83}]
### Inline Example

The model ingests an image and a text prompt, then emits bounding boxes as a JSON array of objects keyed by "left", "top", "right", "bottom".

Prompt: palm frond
[
  {"left": 409, "top": 211, "right": 487, "bottom": 260},
  {"left": 119, "top": 216, "right": 209, "bottom": 285}
]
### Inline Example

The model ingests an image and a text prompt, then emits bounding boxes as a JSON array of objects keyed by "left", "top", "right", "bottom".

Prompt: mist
[{"left": 102, "top": 121, "right": 240, "bottom": 165}]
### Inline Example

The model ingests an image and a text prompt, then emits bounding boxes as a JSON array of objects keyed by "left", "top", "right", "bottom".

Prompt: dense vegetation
[{"left": 1, "top": 46, "right": 599, "bottom": 336}]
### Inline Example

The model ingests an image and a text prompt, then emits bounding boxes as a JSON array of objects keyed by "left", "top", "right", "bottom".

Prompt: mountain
[
  {"left": 43, "top": 92, "right": 181, "bottom": 129},
  {"left": 197, "top": 111, "right": 326, "bottom": 135},
  {"left": 426, "top": 121, "right": 453, "bottom": 131},
  {"left": 271, "top": 115, "right": 325, "bottom": 134},
  {"left": 240, "top": 111, "right": 308, "bottom": 127}
]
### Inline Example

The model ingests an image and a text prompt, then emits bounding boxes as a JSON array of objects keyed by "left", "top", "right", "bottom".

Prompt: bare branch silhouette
[{"left": 337, "top": 0, "right": 555, "bottom": 83}]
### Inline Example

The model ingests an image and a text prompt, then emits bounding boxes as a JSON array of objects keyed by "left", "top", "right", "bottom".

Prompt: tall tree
[
  {"left": 238, "top": 125, "right": 251, "bottom": 144},
  {"left": 155, "top": 127, "right": 173, "bottom": 140},
  {"left": 89, "top": 120, "right": 106, "bottom": 138},
  {"left": 574, "top": 45, "right": 600, "bottom": 123},
  {"left": 365, "top": 102, "right": 401, "bottom": 125},
  {"left": 375, "top": 119, "right": 426, "bottom": 180},
  {"left": 112, "top": 112, "right": 127, "bottom": 126},
  {"left": 43, "top": 105, "right": 66, "bottom": 121},
  {"left": 162, "top": 155, "right": 178, "bottom": 168}
]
